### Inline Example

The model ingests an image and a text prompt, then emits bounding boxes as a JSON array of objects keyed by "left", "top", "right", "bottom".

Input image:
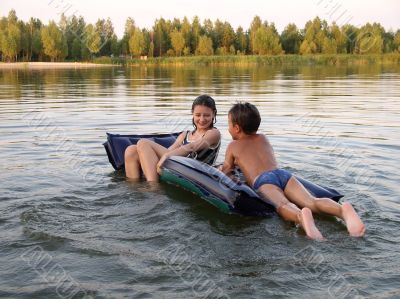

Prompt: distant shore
[
  {"left": 0, "top": 62, "right": 115, "bottom": 69},
  {"left": 1, "top": 54, "right": 399, "bottom": 68},
  {"left": 124, "top": 54, "right": 400, "bottom": 66}
]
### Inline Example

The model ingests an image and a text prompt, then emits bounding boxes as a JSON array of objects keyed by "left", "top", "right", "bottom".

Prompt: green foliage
[
  {"left": 249, "top": 16, "right": 262, "bottom": 54},
  {"left": 1, "top": 10, "right": 400, "bottom": 63},
  {"left": 299, "top": 40, "right": 317, "bottom": 54},
  {"left": 71, "top": 38, "right": 81, "bottom": 60},
  {"left": 281, "top": 23, "right": 301, "bottom": 54},
  {"left": 355, "top": 23, "right": 383, "bottom": 54},
  {"left": 1, "top": 22, "right": 21, "bottom": 61},
  {"left": 235, "top": 26, "right": 248, "bottom": 54},
  {"left": 41, "top": 21, "right": 67, "bottom": 61},
  {"left": 222, "top": 22, "right": 235, "bottom": 52},
  {"left": 148, "top": 41, "right": 154, "bottom": 57},
  {"left": 129, "top": 28, "right": 145, "bottom": 57},
  {"left": 394, "top": 30, "right": 400, "bottom": 52},
  {"left": 196, "top": 36, "right": 213, "bottom": 55},
  {"left": 84, "top": 24, "right": 101, "bottom": 55},
  {"left": 253, "top": 25, "right": 282, "bottom": 55},
  {"left": 170, "top": 29, "right": 185, "bottom": 56}
]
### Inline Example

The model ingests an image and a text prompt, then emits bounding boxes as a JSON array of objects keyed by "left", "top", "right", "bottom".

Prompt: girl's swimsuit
[
  {"left": 182, "top": 130, "right": 220, "bottom": 165},
  {"left": 253, "top": 169, "right": 293, "bottom": 190}
]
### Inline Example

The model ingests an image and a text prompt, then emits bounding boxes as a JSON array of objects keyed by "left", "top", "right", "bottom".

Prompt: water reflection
[{"left": 2, "top": 64, "right": 400, "bottom": 101}]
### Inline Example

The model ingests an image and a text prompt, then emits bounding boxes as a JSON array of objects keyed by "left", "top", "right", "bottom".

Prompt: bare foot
[
  {"left": 300, "top": 208, "right": 325, "bottom": 240},
  {"left": 342, "top": 202, "right": 365, "bottom": 237}
]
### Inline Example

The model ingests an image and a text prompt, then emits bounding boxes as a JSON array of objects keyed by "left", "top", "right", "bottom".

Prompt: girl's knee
[
  {"left": 137, "top": 139, "right": 151, "bottom": 152},
  {"left": 125, "top": 145, "right": 138, "bottom": 159}
]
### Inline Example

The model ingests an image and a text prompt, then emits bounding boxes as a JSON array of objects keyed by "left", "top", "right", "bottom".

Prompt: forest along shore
[{"left": 0, "top": 62, "right": 114, "bottom": 69}]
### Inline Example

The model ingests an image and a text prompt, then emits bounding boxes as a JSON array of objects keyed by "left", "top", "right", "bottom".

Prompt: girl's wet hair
[{"left": 191, "top": 94, "right": 217, "bottom": 130}]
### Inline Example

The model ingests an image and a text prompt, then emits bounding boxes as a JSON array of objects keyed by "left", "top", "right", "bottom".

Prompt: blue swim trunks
[{"left": 253, "top": 169, "right": 293, "bottom": 190}]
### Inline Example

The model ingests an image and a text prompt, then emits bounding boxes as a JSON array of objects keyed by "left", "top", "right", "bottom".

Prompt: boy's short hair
[{"left": 229, "top": 102, "right": 261, "bottom": 134}]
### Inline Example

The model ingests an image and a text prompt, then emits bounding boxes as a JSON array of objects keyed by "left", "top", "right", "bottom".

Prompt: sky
[{"left": 1, "top": 0, "right": 399, "bottom": 37}]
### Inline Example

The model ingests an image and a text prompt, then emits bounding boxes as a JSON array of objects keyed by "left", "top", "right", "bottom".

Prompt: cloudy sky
[{"left": 1, "top": 0, "right": 399, "bottom": 37}]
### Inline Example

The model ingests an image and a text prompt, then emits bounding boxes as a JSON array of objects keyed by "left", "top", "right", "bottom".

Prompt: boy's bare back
[{"left": 224, "top": 134, "right": 278, "bottom": 186}]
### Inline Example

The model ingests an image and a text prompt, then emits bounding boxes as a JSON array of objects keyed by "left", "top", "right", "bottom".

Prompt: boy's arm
[{"left": 219, "top": 142, "right": 235, "bottom": 175}]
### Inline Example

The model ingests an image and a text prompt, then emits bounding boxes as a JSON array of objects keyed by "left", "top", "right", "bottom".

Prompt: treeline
[{"left": 1, "top": 9, "right": 400, "bottom": 62}]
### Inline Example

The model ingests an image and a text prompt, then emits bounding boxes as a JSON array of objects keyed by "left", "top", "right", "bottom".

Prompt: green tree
[
  {"left": 382, "top": 31, "right": 395, "bottom": 53},
  {"left": 235, "top": 26, "right": 248, "bottom": 54},
  {"left": 181, "top": 17, "right": 192, "bottom": 54},
  {"left": 300, "top": 17, "right": 328, "bottom": 54},
  {"left": 394, "top": 30, "right": 400, "bottom": 52},
  {"left": 253, "top": 25, "right": 282, "bottom": 55},
  {"left": 213, "top": 19, "right": 224, "bottom": 51},
  {"left": 280, "top": 23, "right": 302, "bottom": 54},
  {"left": 191, "top": 16, "right": 202, "bottom": 52},
  {"left": 299, "top": 39, "right": 317, "bottom": 54},
  {"left": 321, "top": 37, "right": 337, "bottom": 54},
  {"left": 121, "top": 17, "right": 135, "bottom": 56},
  {"left": 129, "top": 28, "right": 145, "bottom": 57},
  {"left": 148, "top": 41, "right": 154, "bottom": 57},
  {"left": 41, "top": 21, "right": 67, "bottom": 61},
  {"left": 342, "top": 24, "right": 358, "bottom": 54},
  {"left": 153, "top": 18, "right": 169, "bottom": 56},
  {"left": 196, "top": 35, "right": 213, "bottom": 55},
  {"left": 170, "top": 29, "right": 185, "bottom": 56},
  {"left": 355, "top": 23, "right": 383, "bottom": 54},
  {"left": 221, "top": 22, "right": 235, "bottom": 52},
  {"left": 0, "top": 10, "right": 21, "bottom": 61},
  {"left": 31, "top": 28, "right": 43, "bottom": 60},
  {"left": 84, "top": 24, "right": 101, "bottom": 56},
  {"left": 249, "top": 16, "right": 262, "bottom": 54},
  {"left": 1, "top": 23, "right": 21, "bottom": 61},
  {"left": 110, "top": 36, "right": 120, "bottom": 57},
  {"left": 71, "top": 38, "right": 81, "bottom": 60},
  {"left": 330, "top": 23, "right": 347, "bottom": 53}
]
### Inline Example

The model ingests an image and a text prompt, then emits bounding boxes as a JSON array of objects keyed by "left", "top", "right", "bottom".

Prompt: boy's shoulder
[{"left": 228, "top": 133, "right": 266, "bottom": 149}]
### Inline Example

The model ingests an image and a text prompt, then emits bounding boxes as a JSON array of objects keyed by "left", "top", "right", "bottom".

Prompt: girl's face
[{"left": 192, "top": 105, "right": 215, "bottom": 130}]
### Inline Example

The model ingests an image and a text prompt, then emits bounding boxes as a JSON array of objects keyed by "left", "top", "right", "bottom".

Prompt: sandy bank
[{"left": 0, "top": 62, "right": 115, "bottom": 69}]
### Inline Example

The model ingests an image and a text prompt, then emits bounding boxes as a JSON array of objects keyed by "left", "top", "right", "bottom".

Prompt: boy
[{"left": 220, "top": 102, "right": 365, "bottom": 240}]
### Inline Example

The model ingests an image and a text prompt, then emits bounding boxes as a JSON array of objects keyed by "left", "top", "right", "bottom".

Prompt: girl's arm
[
  {"left": 167, "top": 131, "right": 186, "bottom": 151},
  {"left": 157, "top": 128, "right": 221, "bottom": 172},
  {"left": 168, "top": 128, "right": 220, "bottom": 157}
]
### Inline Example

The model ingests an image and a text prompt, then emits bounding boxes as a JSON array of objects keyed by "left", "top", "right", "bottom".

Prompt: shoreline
[
  {"left": 1, "top": 54, "right": 399, "bottom": 68},
  {"left": 0, "top": 62, "right": 115, "bottom": 69},
  {"left": 125, "top": 53, "right": 400, "bottom": 66}
]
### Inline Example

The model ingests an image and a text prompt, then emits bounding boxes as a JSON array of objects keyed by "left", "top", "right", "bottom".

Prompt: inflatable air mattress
[{"left": 104, "top": 132, "right": 343, "bottom": 216}]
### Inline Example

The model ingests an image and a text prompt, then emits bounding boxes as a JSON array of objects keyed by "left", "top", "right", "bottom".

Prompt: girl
[{"left": 124, "top": 95, "right": 221, "bottom": 181}]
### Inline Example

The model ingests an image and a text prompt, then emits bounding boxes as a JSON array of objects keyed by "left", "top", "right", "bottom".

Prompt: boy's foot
[
  {"left": 300, "top": 208, "right": 325, "bottom": 240},
  {"left": 342, "top": 202, "right": 365, "bottom": 237}
]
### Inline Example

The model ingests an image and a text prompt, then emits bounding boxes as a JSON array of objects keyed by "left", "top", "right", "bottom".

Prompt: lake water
[{"left": 0, "top": 64, "right": 399, "bottom": 298}]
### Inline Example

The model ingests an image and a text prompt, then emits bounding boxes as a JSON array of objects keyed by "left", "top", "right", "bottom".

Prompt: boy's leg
[
  {"left": 124, "top": 145, "right": 141, "bottom": 179},
  {"left": 283, "top": 177, "right": 365, "bottom": 237},
  {"left": 258, "top": 184, "right": 324, "bottom": 240},
  {"left": 136, "top": 139, "right": 168, "bottom": 182}
]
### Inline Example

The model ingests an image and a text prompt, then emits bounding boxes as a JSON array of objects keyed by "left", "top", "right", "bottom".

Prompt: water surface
[{"left": 0, "top": 64, "right": 399, "bottom": 298}]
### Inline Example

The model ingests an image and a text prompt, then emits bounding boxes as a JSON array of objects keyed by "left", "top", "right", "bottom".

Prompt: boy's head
[{"left": 228, "top": 102, "right": 260, "bottom": 137}]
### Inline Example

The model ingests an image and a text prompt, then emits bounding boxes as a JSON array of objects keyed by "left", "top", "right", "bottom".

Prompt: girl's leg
[
  {"left": 124, "top": 145, "right": 141, "bottom": 179},
  {"left": 136, "top": 139, "right": 168, "bottom": 182},
  {"left": 258, "top": 184, "right": 324, "bottom": 240},
  {"left": 283, "top": 177, "right": 365, "bottom": 236}
]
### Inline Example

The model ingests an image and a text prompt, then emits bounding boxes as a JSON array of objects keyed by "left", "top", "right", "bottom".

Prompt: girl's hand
[{"left": 157, "top": 154, "right": 170, "bottom": 174}]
